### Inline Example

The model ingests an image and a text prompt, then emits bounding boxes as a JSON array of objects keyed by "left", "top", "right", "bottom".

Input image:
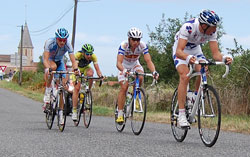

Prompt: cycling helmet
[
  {"left": 127, "top": 27, "right": 143, "bottom": 39},
  {"left": 82, "top": 44, "right": 94, "bottom": 54},
  {"left": 198, "top": 9, "right": 220, "bottom": 26},
  {"left": 55, "top": 28, "right": 69, "bottom": 39}
]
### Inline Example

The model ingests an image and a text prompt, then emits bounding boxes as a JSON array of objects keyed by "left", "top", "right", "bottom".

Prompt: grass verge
[{"left": 1, "top": 80, "right": 249, "bottom": 134}]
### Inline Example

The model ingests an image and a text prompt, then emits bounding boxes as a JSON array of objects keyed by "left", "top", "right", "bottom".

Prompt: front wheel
[
  {"left": 74, "top": 92, "right": 83, "bottom": 127},
  {"left": 131, "top": 87, "right": 147, "bottom": 135},
  {"left": 198, "top": 85, "right": 221, "bottom": 147},
  {"left": 83, "top": 90, "right": 93, "bottom": 128},
  {"left": 170, "top": 88, "right": 188, "bottom": 142},
  {"left": 57, "top": 91, "right": 67, "bottom": 132}
]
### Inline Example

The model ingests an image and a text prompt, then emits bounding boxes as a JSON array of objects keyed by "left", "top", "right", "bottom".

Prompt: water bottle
[{"left": 80, "top": 93, "right": 84, "bottom": 104}]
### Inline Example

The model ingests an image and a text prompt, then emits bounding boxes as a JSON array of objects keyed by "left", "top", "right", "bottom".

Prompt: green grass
[{"left": 1, "top": 80, "right": 249, "bottom": 134}]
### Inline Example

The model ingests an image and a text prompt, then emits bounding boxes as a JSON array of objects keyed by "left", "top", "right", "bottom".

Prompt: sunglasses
[
  {"left": 131, "top": 38, "right": 140, "bottom": 41},
  {"left": 85, "top": 53, "right": 92, "bottom": 56},
  {"left": 57, "top": 38, "right": 67, "bottom": 42}
]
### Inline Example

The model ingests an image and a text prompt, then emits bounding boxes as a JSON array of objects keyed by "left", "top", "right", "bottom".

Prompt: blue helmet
[
  {"left": 198, "top": 9, "right": 220, "bottom": 26},
  {"left": 55, "top": 28, "right": 69, "bottom": 39}
]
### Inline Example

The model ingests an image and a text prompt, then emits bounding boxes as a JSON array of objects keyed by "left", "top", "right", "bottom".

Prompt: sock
[
  {"left": 73, "top": 107, "right": 77, "bottom": 113},
  {"left": 118, "top": 110, "right": 123, "bottom": 117},
  {"left": 179, "top": 109, "right": 185, "bottom": 116}
]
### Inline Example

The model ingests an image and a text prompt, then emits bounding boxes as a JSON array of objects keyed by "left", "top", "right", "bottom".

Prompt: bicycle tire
[
  {"left": 74, "top": 92, "right": 83, "bottom": 127},
  {"left": 170, "top": 88, "right": 188, "bottom": 142},
  {"left": 45, "top": 91, "right": 56, "bottom": 129},
  {"left": 115, "top": 100, "right": 126, "bottom": 132},
  {"left": 198, "top": 85, "right": 221, "bottom": 147},
  {"left": 131, "top": 87, "right": 147, "bottom": 135},
  {"left": 83, "top": 90, "right": 93, "bottom": 128},
  {"left": 57, "top": 90, "right": 67, "bottom": 132}
]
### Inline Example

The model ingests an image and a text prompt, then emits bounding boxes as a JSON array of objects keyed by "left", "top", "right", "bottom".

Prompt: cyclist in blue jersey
[
  {"left": 172, "top": 9, "right": 233, "bottom": 127},
  {"left": 43, "top": 28, "right": 79, "bottom": 125}
]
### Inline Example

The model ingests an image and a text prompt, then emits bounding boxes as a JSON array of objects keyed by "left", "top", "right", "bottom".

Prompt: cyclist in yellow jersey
[{"left": 71, "top": 44, "right": 103, "bottom": 120}]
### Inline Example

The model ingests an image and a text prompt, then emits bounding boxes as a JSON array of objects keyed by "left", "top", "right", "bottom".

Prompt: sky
[{"left": 1, "top": 0, "right": 250, "bottom": 76}]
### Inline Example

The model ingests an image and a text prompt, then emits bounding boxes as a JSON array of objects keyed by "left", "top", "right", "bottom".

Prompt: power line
[{"left": 30, "top": 4, "right": 74, "bottom": 35}]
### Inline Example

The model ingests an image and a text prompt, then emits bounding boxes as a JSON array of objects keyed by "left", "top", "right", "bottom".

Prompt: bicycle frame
[
  {"left": 186, "top": 61, "right": 229, "bottom": 123},
  {"left": 125, "top": 72, "right": 155, "bottom": 117}
]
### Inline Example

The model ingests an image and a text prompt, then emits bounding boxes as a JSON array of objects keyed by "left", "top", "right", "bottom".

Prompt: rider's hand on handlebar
[
  {"left": 122, "top": 69, "right": 129, "bottom": 77},
  {"left": 74, "top": 68, "right": 80, "bottom": 76},
  {"left": 152, "top": 71, "right": 159, "bottom": 80},
  {"left": 223, "top": 56, "right": 233, "bottom": 65},
  {"left": 186, "top": 55, "right": 196, "bottom": 64}
]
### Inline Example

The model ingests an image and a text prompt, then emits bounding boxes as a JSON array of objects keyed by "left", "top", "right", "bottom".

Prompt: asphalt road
[{"left": 0, "top": 88, "right": 249, "bottom": 157}]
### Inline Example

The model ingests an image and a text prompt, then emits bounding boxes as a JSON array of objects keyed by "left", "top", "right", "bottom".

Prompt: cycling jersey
[
  {"left": 172, "top": 18, "right": 218, "bottom": 68},
  {"left": 173, "top": 18, "right": 217, "bottom": 55},
  {"left": 118, "top": 40, "right": 149, "bottom": 69},
  {"left": 74, "top": 51, "right": 98, "bottom": 68},
  {"left": 44, "top": 37, "right": 73, "bottom": 62}
]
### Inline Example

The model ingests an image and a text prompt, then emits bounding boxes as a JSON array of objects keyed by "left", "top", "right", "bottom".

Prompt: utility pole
[
  {"left": 19, "top": 25, "right": 24, "bottom": 86},
  {"left": 71, "top": 0, "right": 78, "bottom": 49}
]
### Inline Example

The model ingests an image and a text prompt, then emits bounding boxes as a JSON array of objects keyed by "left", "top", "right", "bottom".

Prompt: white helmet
[{"left": 127, "top": 27, "right": 143, "bottom": 39}]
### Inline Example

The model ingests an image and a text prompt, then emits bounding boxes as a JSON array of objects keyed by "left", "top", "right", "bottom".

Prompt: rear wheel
[
  {"left": 115, "top": 100, "right": 126, "bottom": 132},
  {"left": 57, "top": 91, "right": 67, "bottom": 132},
  {"left": 198, "top": 85, "right": 221, "bottom": 147},
  {"left": 83, "top": 91, "right": 92, "bottom": 128},
  {"left": 170, "top": 88, "right": 188, "bottom": 142},
  {"left": 131, "top": 88, "right": 147, "bottom": 135}
]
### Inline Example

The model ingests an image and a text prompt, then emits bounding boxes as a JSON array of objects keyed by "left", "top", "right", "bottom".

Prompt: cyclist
[
  {"left": 172, "top": 9, "right": 233, "bottom": 127},
  {"left": 43, "top": 28, "right": 79, "bottom": 125},
  {"left": 116, "top": 27, "right": 159, "bottom": 123},
  {"left": 71, "top": 43, "right": 103, "bottom": 121}
]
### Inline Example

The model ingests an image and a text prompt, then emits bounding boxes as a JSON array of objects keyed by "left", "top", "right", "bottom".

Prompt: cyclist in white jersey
[
  {"left": 43, "top": 28, "right": 79, "bottom": 125},
  {"left": 116, "top": 27, "right": 159, "bottom": 123},
  {"left": 172, "top": 9, "right": 233, "bottom": 127}
]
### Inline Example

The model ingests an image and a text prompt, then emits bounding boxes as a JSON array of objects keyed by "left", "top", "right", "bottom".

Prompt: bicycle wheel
[
  {"left": 83, "top": 90, "right": 93, "bottom": 128},
  {"left": 198, "top": 85, "right": 221, "bottom": 147},
  {"left": 115, "top": 100, "right": 126, "bottom": 132},
  {"left": 170, "top": 88, "right": 188, "bottom": 142},
  {"left": 131, "top": 87, "right": 147, "bottom": 135},
  {"left": 45, "top": 91, "right": 56, "bottom": 129},
  {"left": 74, "top": 93, "right": 83, "bottom": 127},
  {"left": 57, "top": 91, "right": 67, "bottom": 132}
]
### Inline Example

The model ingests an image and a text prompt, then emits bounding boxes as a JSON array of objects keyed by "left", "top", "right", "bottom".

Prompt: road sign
[{"left": 0, "top": 66, "right": 7, "bottom": 72}]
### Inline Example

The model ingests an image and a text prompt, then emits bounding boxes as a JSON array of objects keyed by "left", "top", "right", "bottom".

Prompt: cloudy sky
[{"left": 1, "top": 0, "right": 250, "bottom": 76}]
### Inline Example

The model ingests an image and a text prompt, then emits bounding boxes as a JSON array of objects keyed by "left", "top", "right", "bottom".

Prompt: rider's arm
[
  {"left": 92, "top": 55, "right": 102, "bottom": 77},
  {"left": 143, "top": 53, "right": 156, "bottom": 73},
  {"left": 69, "top": 53, "right": 78, "bottom": 70},
  {"left": 209, "top": 41, "right": 223, "bottom": 61},
  {"left": 43, "top": 51, "right": 50, "bottom": 69},
  {"left": 116, "top": 54, "right": 125, "bottom": 72},
  {"left": 93, "top": 63, "right": 102, "bottom": 77},
  {"left": 176, "top": 38, "right": 189, "bottom": 60}
]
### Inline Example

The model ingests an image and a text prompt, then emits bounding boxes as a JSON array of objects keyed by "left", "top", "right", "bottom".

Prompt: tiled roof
[{"left": 0, "top": 55, "right": 11, "bottom": 62}]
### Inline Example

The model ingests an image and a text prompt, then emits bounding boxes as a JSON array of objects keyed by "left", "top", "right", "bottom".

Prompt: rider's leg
[
  {"left": 43, "top": 61, "right": 57, "bottom": 107},
  {"left": 72, "top": 76, "right": 80, "bottom": 120},
  {"left": 116, "top": 72, "right": 129, "bottom": 122},
  {"left": 86, "top": 67, "right": 94, "bottom": 90},
  {"left": 177, "top": 64, "right": 190, "bottom": 127}
]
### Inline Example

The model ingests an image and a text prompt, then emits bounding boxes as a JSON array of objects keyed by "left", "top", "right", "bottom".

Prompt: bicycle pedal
[{"left": 181, "top": 126, "right": 191, "bottom": 130}]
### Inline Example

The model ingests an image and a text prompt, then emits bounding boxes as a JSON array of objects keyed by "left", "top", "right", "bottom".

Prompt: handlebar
[
  {"left": 76, "top": 73, "right": 103, "bottom": 87},
  {"left": 124, "top": 71, "right": 157, "bottom": 86},
  {"left": 187, "top": 60, "right": 230, "bottom": 78}
]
